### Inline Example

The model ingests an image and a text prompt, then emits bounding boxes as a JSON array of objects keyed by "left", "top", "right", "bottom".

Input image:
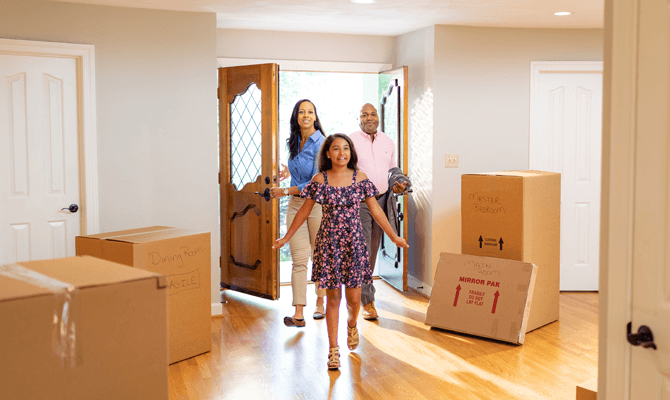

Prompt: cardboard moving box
[
  {"left": 76, "top": 226, "right": 211, "bottom": 364},
  {"left": 576, "top": 377, "right": 597, "bottom": 400},
  {"left": 461, "top": 170, "right": 560, "bottom": 332},
  {"left": 0, "top": 256, "right": 168, "bottom": 400},
  {"left": 425, "top": 252, "right": 537, "bottom": 344}
]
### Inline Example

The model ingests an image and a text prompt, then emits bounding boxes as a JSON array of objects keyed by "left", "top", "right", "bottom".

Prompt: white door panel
[
  {"left": 628, "top": 0, "right": 670, "bottom": 396},
  {"left": 531, "top": 65, "right": 602, "bottom": 291},
  {"left": 0, "top": 55, "right": 80, "bottom": 263}
]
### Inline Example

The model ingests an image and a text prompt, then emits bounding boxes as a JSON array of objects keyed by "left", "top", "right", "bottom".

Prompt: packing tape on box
[{"left": 0, "top": 263, "right": 80, "bottom": 368}]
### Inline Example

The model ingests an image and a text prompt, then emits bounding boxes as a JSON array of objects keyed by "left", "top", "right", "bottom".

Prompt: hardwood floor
[{"left": 169, "top": 280, "right": 598, "bottom": 400}]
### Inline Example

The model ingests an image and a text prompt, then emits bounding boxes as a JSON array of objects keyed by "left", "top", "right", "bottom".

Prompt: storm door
[{"left": 377, "top": 66, "right": 409, "bottom": 292}]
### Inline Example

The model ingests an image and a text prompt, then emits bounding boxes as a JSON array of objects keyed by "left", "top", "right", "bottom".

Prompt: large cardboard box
[
  {"left": 576, "top": 378, "right": 597, "bottom": 400},
  {"left": 76, "top": 226, "right": 211, "bottom": 364},
  {"left": 0, "top": 256, "right": 168, "bottom": 400},
  {"left": 425, "top": 252, "right": 537, "bottom": 344},
  {"left": 461, "top": 170, "right": 560, "bottom": 332}
]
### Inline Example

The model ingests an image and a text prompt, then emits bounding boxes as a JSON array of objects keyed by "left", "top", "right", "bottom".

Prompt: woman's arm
[
  {"left": 364, "top": 197, "right": 409, "bottom": 248},
  {"left": 273, "top": 198, "right": 316, "bottom": 249},
  {"left": 270, "top": 186, "right": 300, "bottom": 198}
]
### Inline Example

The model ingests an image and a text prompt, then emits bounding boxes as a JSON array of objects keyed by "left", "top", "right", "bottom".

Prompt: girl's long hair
[
  {"left": 318, "top": 133, "right": 359, "bottom": 172},
  {"left": 287, "top": 99, "right": 325, "bottom": 160}
]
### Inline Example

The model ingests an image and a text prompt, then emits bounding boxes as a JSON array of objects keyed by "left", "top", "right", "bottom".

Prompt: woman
[{"left": 270, "top": 99, "right": 327, "bottom": 327}]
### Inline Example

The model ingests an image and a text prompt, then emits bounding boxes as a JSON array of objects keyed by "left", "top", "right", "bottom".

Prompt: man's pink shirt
[{"left": 349, "top": 130, "right": 396, "bottom": 193}]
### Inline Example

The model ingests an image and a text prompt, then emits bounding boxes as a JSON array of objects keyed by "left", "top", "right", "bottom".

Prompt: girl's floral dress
[{"left": 301, "top": 170, "right": 378, "bottom": 289}]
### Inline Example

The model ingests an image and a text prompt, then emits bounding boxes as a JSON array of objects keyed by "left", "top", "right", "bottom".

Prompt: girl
[
  {"left": 274, "top": 133, "right": 409, "bottom": 370},
  {"left": 269, "top": 99, "right": 327, "bottom": 326}
]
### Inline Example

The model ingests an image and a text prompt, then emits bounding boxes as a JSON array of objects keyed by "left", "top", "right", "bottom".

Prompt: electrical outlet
[{"left": 445, "top": 154, "right": 459, "bottom": 168}]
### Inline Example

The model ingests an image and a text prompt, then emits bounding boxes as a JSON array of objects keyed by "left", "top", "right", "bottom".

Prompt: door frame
[
  {"left": 0, "top": 39, "right": 99, "bottom": 235},
  {"left": 601, "top": 0, "right": 638, "bottom": 397},
  {"left": 218, "top": 58, "right": 392, "bottom": 73}
]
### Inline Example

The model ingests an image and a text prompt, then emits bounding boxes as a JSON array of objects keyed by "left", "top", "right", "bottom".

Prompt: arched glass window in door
[{"left": 230, "top": 83, "right": 262, "bottom": 189}]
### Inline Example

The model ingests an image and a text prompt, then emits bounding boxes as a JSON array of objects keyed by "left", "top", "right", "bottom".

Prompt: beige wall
[
  {"left": 396, "top": 25, "right": 603, "bottom": 295},
  {"left": 1, "top": 1, "right": 220, "bottom": 303},
  {"left": 217, "top": 28, "right": 395, "bottom": 63}
]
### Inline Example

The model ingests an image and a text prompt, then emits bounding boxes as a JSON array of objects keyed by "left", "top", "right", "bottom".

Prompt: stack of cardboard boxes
[
  {"left": 426, "top": 170, "right": 561, "bottom": 343},
  {"left": 0, "top": 226, "right": 212, "bottom": 398}
]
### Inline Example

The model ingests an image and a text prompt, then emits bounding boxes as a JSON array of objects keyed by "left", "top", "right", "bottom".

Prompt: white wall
[
  {"left": 1, "top": 0, "right": 221, "bottom": 304},
  {"left": 396, "top": 25, "right": 603, "bottom": 295},
  {"left": 217, "top": 29, "right": 395, "bottom": 63}
]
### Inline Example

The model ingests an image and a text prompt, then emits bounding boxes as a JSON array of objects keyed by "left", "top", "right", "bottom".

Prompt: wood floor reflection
[{"left": 169, "top": 280, "right": 598, "bottom": 400}]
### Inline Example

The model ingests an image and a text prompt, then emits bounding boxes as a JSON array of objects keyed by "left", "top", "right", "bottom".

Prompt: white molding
[
  {"left": 217, "top": 57, "right": 392, "bottom": 73},
  {"left": 211, "top": 302, "right": 223, "bottom": 316},
  {"left": 528, "top": 61, "right": 603, "bottom": 170},
  {"left": 600, "top": 0, "right": 637, "bottom": 398},
  {"left": 0, "top": 39, "right": 99, "bottom": 235}
]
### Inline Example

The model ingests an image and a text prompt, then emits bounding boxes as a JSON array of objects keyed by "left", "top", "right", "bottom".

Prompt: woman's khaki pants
[{"left": 286, "top": 196, "right": 326, "bottom": 306}]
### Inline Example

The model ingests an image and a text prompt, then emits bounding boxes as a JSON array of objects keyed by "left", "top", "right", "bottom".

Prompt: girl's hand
[
  {"left": 392, "top": 235, "right": 409, "bottom": 248},
  {"left": 270, "top": 187, "right": 284, "bottom": 198},
  {"left": 279, "top": 164, "right": 290, "bottom": 181},
  {"left": 273, "top": 237, "right": 289, "bottom": 249}
]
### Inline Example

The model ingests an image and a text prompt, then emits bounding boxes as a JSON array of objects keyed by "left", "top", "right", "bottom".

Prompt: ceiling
[{"left": 51, "top": 0, "right": 604, "bottom": 36}]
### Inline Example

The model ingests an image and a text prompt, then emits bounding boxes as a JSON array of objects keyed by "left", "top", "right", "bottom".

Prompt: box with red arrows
[
  {"left": 425, "top": 252, "right": 537, "bottom": 344},
  {"left": 460, "top": 170, "right": 560, "bottom": 332}
]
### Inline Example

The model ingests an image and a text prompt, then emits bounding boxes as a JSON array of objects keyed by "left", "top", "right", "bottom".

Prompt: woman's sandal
[
  {"left": 283, "top": 316, "right": 306, "bottom": 328},
  {"left": 347, "top": 323, "right": 359, "bottom": 351},
  {"left": 327, "top": 346, "right": 340, "bottom": 370},
  {"left": 313, "top": 305, "right": 325, "bottom": 320}
]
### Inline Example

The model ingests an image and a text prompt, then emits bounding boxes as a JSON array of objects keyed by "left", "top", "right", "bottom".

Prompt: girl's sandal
[
  {"left": 347, "top": 323, "right": 359, "bottom": 351},
  {"left": 327, "top": 346, "right": 340, "bottom": 370}
]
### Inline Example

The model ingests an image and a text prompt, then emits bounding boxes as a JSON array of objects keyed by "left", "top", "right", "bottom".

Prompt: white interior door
[
  {"left": 628, "top": 0, "right": 670, "bottom": 396},
  {"left": 0, "top": 55, "right": 80, "bottom": 263},
  {"left": 530, "top": 63, "right": 603, "bottom": 291}
]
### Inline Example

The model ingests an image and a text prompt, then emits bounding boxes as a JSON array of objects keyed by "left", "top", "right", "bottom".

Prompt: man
[{"left": 349, "top": 103, "right": 408, "bottom": 320}]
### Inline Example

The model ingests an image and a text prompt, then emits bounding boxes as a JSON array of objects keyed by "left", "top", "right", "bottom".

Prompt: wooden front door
[
  {"left": 219, "top": 64, "right": 279, "bottom": 300},
  {"left": 377, "top": 66, "right": 409, "bottom": 292}
]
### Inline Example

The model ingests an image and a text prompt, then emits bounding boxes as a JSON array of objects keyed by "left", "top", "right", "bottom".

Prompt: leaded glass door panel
[
  {"left": 219, "top": 64, "right": 279, "bottom": 300},
  {"left": 378, "top": 66, "right": 409, "bottom": 292}
]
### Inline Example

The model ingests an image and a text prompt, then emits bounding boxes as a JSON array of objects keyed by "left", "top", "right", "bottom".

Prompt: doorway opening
[{"left": 277, "top": 70, "right": 394, "bottom": 283}]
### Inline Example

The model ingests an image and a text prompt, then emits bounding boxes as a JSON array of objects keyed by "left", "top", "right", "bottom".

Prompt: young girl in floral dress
[{"left": 274, "top": 133, "right": 408, "bottom": 370}]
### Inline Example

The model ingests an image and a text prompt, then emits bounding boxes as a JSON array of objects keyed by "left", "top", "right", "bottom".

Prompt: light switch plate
[{"left": 445, "top": 154, "right": 459, "bottom": 168}]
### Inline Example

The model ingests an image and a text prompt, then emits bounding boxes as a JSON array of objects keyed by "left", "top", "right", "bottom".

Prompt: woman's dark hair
[
  {"left": 287, "top": 99, "right": 325, "bottom": 160},
  {"left": 318, "top": 133, "right": 358, "bottom": 172}
]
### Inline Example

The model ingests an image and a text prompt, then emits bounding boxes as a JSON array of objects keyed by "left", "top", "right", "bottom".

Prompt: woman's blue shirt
[{"left": 288, "top": 130, "right": 325, "bottom": 192}]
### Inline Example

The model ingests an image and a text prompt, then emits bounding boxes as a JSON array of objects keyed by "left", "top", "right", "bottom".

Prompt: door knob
[
  {"left": 61, "top": 204, "right": 79, "bottom": 213},
  {"left": 627, "top": 322, "right": 657, "bottom": 350},
  {"left": 254, "top": 189, "right": 271, "bottom": 202}
]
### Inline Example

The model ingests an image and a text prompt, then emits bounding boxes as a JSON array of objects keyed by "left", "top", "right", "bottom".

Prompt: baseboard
[
  {"left": 211, "top": 302, "right": 223, "bottom": 316},
  {"left": 408, "top": 275, "right": 432, "bottom": 299}
]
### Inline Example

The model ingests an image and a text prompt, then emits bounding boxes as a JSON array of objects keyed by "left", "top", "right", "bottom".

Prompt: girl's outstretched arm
[
  {"left": 273, "top": 198, "right": 316, "bottom": 249},
  {"left": 364, "top": 196, "right": 409, "bottom": 249},
  {"left": 273, "top": 173, "right": 324, "bottom": 249}
]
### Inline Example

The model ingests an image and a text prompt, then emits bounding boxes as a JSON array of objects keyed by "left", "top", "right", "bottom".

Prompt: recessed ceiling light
[
  {"left": 554, "top": 11, "right": 571, "bottom": 16},
  {"left": 351, "top": 0, "right": 376, "bottom": 3}
]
